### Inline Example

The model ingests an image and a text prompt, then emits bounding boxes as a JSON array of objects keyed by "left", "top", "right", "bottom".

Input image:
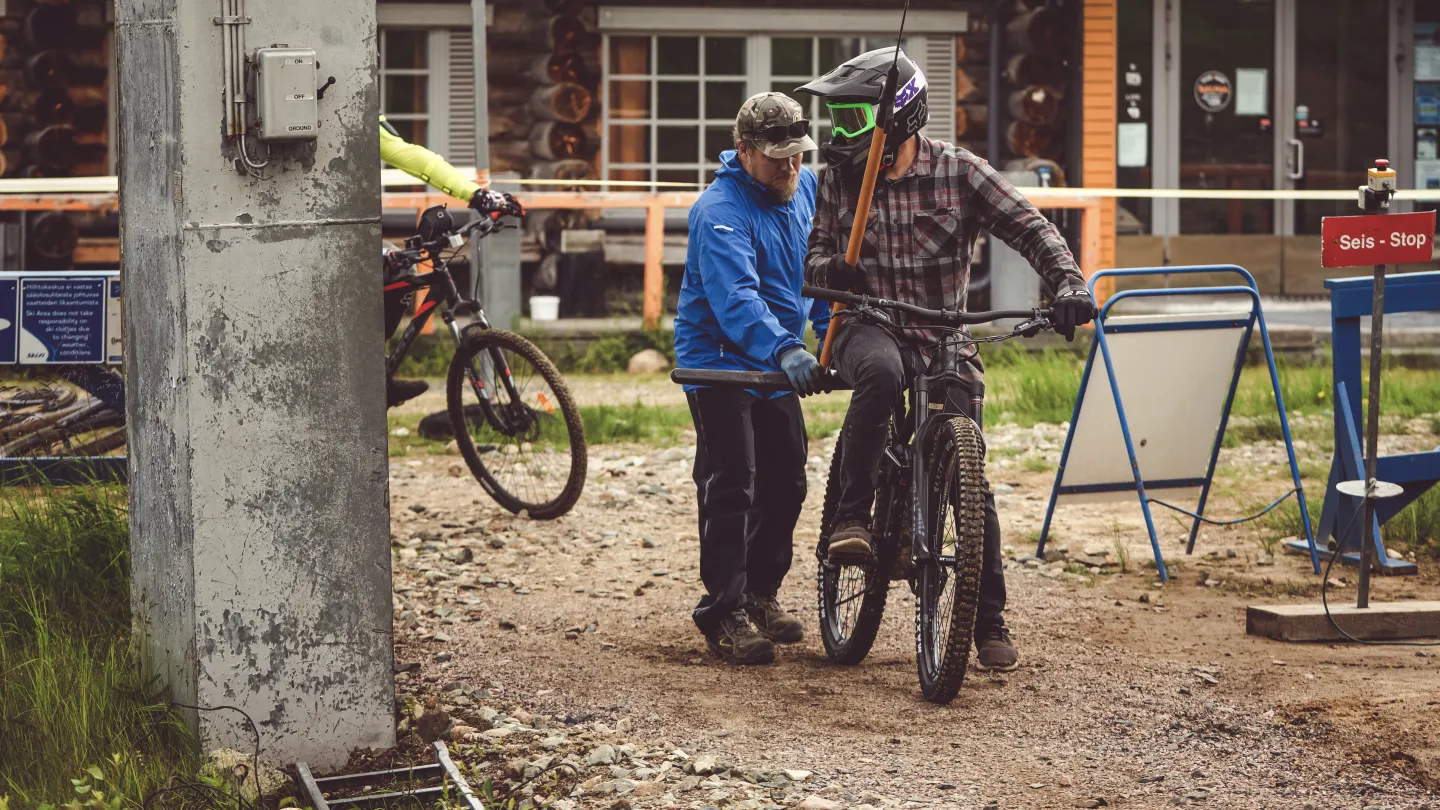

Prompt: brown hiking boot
[
  {"left": 744, "top": 593, "right": 804, "bottom": 644},
  {"left": 827, "top": 520, "right": 873, "bottom": 558},
  {"left": 975, "top": 624, "right": 1019, "bottom": 672},
  {"left": 705, "top": 609, "right": 776, "bottom": 665}
]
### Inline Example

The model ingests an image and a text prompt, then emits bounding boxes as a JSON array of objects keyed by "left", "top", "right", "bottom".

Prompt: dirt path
[{"left": 384, "top": 421, "right": 1440, "bottom": 810}]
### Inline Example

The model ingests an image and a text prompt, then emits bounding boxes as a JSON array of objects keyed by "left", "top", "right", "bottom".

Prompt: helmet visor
[{"left": 826, "top": 102, "right": 876, "bottom": 140}]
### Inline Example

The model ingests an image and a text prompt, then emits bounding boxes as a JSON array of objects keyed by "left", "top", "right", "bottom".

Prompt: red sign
[{"left": 1321, "top": 210, "right": 1437, "bottom": 268}]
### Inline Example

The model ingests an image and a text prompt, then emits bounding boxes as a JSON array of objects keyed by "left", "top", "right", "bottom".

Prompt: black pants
[
  {"left": 383, "top": 257, "right": 410, "bottom": 341},
  {"left": 832, "top": 322, "right": 1007, "bottom": 633},
  {"left": 687, "top": 387, "right": 808, "bottom": 634}
]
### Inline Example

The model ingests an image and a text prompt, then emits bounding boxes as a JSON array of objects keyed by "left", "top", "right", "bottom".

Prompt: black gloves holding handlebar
[
  {"left": 469, "top": 189, "right": 527, "bottom": 220},
  {"left": 825, "top": 254, "right": 869, "bottom": 294},
  {"left": 1050, "top": 288, "right": 1098, "bottom": 342}
]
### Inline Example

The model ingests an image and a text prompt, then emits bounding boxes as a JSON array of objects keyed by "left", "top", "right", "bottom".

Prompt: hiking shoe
[
  {"left": 387, "top": 378, "right": 429, "bottom": 407},
  {"left": 705, "top": 609, "right": 776, "bottom": 665},
  {"left": 828, "top": 520, "right": 873, "bottom": 558},
  {"left": 745, "top": 593, "right": 804, "bottom": 644},
  {"left": 975, "top": 624, "right": 1019, "bottom": 672}
]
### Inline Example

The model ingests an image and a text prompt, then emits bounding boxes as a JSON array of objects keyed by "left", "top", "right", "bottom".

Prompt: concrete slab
[{"left": 1246, "top": 601, "right": 1440, "bottom": 642}]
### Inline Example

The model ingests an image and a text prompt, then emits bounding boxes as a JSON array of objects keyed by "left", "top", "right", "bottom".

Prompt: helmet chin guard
[{"left": 797, "top": 46, "right": 929, "bottom": 177}]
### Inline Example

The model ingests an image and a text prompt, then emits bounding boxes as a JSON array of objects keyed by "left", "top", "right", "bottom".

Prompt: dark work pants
[
  {"left": 686, "top": 387, "right": 808, "bottom": 634},
  {"left": 832, "top": 322, "right": 1007, "bottom": 633}
]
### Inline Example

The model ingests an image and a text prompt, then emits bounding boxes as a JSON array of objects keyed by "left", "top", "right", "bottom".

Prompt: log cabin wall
[{"left": 0, "top": 0, "right": 113, "bottom": 271}]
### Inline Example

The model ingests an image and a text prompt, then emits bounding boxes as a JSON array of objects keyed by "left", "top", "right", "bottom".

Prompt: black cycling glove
[
  {"left": 470, "top": 189, "right": 526, "bottom": 220},
  {"left": 825, "top": 254, "right": 868, "bottom": 293},
  {"left": 1051, "top": 288, "right": 1098, "bottom": 342}
]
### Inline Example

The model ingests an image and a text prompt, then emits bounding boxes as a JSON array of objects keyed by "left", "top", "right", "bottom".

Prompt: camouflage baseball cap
[{"left": 735, "top": 92, "right": 818, "bottom": 159}]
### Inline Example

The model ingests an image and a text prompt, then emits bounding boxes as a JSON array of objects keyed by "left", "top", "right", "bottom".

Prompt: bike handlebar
[
  {"left": 670, "top": 368, "right": 849, "bottom": 392},
  {"left": 802, "top": 285, "right": 1049, "bottom": 325}
]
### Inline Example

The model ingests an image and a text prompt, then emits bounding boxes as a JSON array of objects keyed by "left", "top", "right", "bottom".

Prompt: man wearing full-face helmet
[{"left": 797, "top": 48, "right": 1098, "bottom": 672}]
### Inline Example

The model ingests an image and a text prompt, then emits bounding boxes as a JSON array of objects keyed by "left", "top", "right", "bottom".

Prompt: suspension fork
[{"left": 909, "top": 382, "right": 931, "bottom": 568}]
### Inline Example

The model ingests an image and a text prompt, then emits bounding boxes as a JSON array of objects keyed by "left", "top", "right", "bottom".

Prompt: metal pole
[
  {"left": 468, "top": 0, "right": 491, "bottom": 306},
  {"left": 1357, "top": 259, "right": 1383, "bottom": 608}
]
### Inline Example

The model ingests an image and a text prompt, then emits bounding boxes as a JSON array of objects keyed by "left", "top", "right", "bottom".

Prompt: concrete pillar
[{"left": 117, "top": 0, "right": 394, "bottom": 768}]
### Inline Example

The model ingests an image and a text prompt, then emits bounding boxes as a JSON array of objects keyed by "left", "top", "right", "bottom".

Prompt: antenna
[{"left": 877, "top": 0, "right": 912, "bottom": 131}]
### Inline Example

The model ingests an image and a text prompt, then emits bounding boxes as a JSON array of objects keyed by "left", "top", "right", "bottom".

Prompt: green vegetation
[{"left": 0, "top": 485, "right": 200, "bottom": 807}]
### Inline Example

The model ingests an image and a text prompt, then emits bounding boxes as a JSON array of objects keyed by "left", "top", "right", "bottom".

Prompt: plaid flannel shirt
[{"left": 804, "top": 136, "right": 1086, "bottom": 389}]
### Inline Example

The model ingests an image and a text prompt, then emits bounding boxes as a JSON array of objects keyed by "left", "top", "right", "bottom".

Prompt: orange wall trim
[{"left": 1082, "top": 0, "right": 1118, "bottom": 281}]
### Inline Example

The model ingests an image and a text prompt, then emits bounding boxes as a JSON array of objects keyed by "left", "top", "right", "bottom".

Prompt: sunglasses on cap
[{"left": 748, "top": 119, "right": 811, "bottom": 144}]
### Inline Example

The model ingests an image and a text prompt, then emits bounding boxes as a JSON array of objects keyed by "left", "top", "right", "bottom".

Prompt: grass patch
[
  {"left": 389, "top": 402, "right": 695, "bottom": 453},
  {"left": 1383, "top": 485, "right": 1440, "bottom": 560},
  {"left": 0, "top": 485, "right": 199, "bottom": 807},
  {"left": 984, "top": 345, "right": 1083, "bottom": 427}
]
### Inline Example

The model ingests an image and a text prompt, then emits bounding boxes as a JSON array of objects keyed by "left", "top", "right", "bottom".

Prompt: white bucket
[{"left": 530, "top": 295, "right": 560, "bottom": 321}]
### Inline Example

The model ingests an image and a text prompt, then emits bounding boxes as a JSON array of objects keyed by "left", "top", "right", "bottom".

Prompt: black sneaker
[
  {"left": 828, "top": 520, "right": 873, "bottom": 558},
  {"left": 975, "top": 624, "right": 1019, "bottom": 672},
  {"left": 744, "top": 593, "right": 804, "bottom": 644},
  {"left": 387, "top": 378, "right": 429, "bottom": 408},
  {"left": 705, "top": 609, "right": 776, "bottom": 665}
]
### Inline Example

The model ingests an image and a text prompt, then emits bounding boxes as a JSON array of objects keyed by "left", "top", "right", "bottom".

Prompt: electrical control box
[{"left": 254, "top": 47, "right": 319, "bottom": 141}]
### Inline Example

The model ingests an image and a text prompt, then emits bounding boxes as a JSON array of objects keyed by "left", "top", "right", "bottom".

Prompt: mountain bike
[
  {"left": 386, "top": 204, "right": 586, "bottom": 519},
  {"left": 672, "top": 285, "right": 1053, "bottom": 703}
]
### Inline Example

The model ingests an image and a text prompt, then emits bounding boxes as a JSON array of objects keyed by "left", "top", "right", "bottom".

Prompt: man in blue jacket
[{"left": 675, "top": 93, "right": 831, "bottom": 665}]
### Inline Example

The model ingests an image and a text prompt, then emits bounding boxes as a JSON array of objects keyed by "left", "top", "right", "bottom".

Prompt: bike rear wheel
[
  {"left": 817, "top": 425, "right": 899, "bottom": 665},
  {"left": 915, "top": 415, "right": 986, "bottom": 704},
  {"left": 447, "top": 327, "right": 587, "bottom": 519}
]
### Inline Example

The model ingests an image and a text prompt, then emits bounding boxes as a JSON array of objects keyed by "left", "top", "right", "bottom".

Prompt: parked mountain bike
[
  {"left": 385, "top": 205, "right": 586, "bottom": 519},
  {"left": 672, "top": 285, "right": 1053, "bottom": 703}
]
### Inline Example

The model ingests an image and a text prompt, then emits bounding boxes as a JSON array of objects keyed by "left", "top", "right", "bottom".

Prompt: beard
[{"left": 768, "top": 171, "right": 800, "bottom": 203}]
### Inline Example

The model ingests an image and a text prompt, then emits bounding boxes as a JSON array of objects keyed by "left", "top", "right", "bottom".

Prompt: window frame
[{"left": 378, "top": 27, "right": 451, "bottom": 157}]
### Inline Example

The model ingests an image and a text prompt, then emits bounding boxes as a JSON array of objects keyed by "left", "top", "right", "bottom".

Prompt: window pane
[
  {"left": 705, "top": 37, "right": 746, "bottom": 76},
  {"left": 657, "top": 125, "right": 699, "bottom": 163},
  {"left": 385, "top": 30, "right": 428, "bottom": 70},
  {"left": 388, "top": 118, "right": 428, "bottom": 147},
  {"left": 608, "top": 124, "right": 651, "bottom": 164},
  {"left": 384, "top": 75, "right": 428, "bottom": 114},
  {"left": 705, "top": 81, "right": 746, "bottom": 120},
  {"left": 659, "top": 168, "right": 700, "bottom": 188},
  {"left": 608, "top": 80, "right": 650, "bottom": 120},
  {"left": 657, "top": 36, "right": 699, "bottom": 75},
  {"left": 771, "top": 38, "right": 812, "bottom": 76},
  {"left": 705, "top": 126, "right": 734, "bottom": 159},
  {"left": 609, "top": 36, "right": 650, "bottom": 74},
  {"left": 657, "top": 80, "right": 699, "bottom": 119},
  {"left": 818, "top": 37, "right": 864, "bottom": 73}
]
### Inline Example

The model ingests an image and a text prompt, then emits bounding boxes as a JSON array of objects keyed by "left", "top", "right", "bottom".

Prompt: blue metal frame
[
  {"left": 1037, "top": 265, "right": 1318, "bottom": 581},
  {"left": 1298, "top": 271, "right": 1440, "bottom": 575}
]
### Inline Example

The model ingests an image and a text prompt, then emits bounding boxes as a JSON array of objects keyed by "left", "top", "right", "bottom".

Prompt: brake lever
[{"left": 1014, "top": 317, "right": 1050, "bottom": 338}]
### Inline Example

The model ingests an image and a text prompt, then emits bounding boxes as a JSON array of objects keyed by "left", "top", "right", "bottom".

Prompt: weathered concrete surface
[{"left": 118, "top": 0, "right": 393, "bottom": 768}]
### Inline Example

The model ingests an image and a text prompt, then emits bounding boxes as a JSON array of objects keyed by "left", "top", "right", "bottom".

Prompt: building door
[
  {"left": 1137, "top": 0, "right": 1396, "bottom": 293},
  {"left": 1277, "top": 0, "right": 1391, "bottom": 293}
]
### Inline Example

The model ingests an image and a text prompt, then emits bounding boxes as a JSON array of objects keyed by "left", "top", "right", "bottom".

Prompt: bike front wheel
[
  {"left": 915, "top": 415, "right": 986, "bottom": 704},
  {"left": 447, "top": 327, "right": 587, "bottom": 519}
]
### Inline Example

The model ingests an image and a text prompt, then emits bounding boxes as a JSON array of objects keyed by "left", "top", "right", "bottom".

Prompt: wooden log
[
  {"left": 489, "top": 51, "right": 593, "bottom": 86},
  {"left": 955, "top": 104, "right": 989, "bottom": 139},
  {"left": 489, "top": 11, "right": 594, "bottom": 54},
  {"left": 530, "top": 159, "right": 593, "bottom": 192},
  {"left": 0, "top": 148, "right": 20, "bottom": 177},
  {"left": 488, "top": 82, "right": 536, "bottom": 108},
  {"left": 28, "top": 211, "right": 78, "bottom": 262},
  {"left": 531, "top": 82, "right": 592, "bottom": 124},
  {"left": 1008, "top": 85, "right": 1062, "bottom": 126},
  {"left": 1006, "top": 7, "right": 1063, "bottom": 55},
  {"left": 529, "top": 121, "right": 588, "bottom": 160},
  {"left": 0, "top": 88, "right": 74, "bottom": 126},
  {"left": 544, "top": 0, "right": 587, "bottom": 13},
  {"left": 956, "top": 34, "right": 989, "bottom": 65},
  {"left": 1005, "top": 121, "right": 1062, "bottom": 162},
  {"left": 1005, "top": 53, "right": 1066, "bottom": 90},
  {"left": 490, "top": 139, "right": 534, "bottom": 174},
  {"left": 489, "top": 103, "right": 535, "bottom": 140},
  {"left": 956, "top": 66, "right": 990, "bottom": 103}
]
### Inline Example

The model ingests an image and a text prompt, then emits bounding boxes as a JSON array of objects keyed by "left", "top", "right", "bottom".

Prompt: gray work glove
[{"left": 778, "top": 346, "right": 824, "bottom": 397}]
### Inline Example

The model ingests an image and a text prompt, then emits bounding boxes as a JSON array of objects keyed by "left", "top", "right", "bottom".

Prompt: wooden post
[{"left": 642, "top": 198, "right": 664, "bottom": 330}]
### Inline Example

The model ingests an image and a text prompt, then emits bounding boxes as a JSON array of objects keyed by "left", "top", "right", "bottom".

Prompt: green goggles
[{"left": 826, "top": 102, "right": 878, "bottom": 139}]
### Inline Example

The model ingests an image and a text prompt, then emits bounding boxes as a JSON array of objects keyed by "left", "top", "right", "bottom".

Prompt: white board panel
[{"left": 1056, "top": 310, "right": 1253, "bottom": 504}]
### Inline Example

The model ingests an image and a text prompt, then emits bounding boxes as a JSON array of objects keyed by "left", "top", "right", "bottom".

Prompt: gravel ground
[{"left": 376, "top": 411, "right": 1440, "bottom": 810}]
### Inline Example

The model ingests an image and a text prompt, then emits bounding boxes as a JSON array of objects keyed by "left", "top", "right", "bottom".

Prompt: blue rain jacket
[{"left": 675, "top": 150, "right": 831, "bottom": 399}]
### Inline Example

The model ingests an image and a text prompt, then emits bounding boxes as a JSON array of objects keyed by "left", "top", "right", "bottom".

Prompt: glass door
[
  {"left": 1279, "top": 0, "right": 1391, "bottom": 293},
  {"left": 1171, "top": 0, "right": 1281, "bottom": 288}
]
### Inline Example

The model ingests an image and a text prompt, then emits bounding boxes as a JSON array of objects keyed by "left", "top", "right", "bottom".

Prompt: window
[
  {"left": 380, "top": 29, "right": 432, "bottom": 147},
  {"left": 602, "top": 30, "right": 953, "bottom": 190}
]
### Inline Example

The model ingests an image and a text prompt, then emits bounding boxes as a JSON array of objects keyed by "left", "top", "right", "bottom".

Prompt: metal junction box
[{"left": 254, "top": 47, "right": 319, "bottom": 141}]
